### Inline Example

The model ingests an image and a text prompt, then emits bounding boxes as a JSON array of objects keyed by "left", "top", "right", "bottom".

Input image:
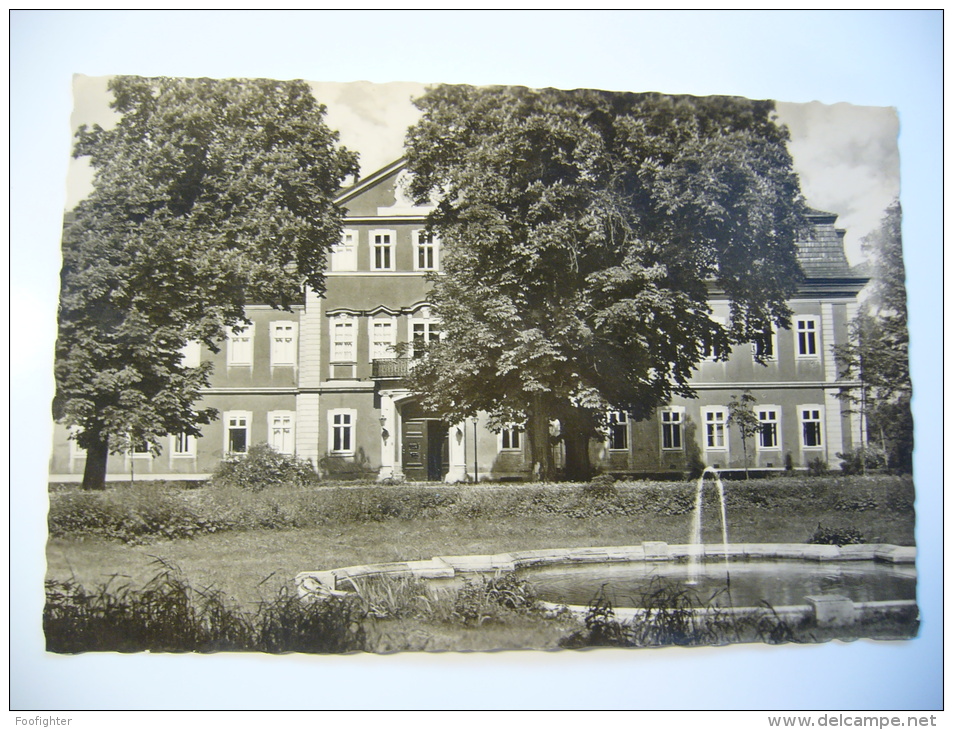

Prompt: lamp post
[{"left": 471, "top": 416, "right": 479, "bottom": 483}]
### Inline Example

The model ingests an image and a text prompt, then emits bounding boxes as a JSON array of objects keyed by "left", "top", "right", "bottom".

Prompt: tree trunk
[
  {"left": 563, "top": 426, "right": 594, "bottom": 482},
  {"left": 526, "top": 393, "right": 554, "bottom": 481},
  {"left": 81, "top": 432, "right": 109, "bottom": 491}
]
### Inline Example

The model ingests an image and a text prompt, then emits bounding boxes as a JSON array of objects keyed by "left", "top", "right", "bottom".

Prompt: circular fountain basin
[{"left": 515, "top": 559, "right": 917, "bottom": 609}]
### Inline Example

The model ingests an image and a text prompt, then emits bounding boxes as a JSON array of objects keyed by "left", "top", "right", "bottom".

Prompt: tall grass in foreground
[
  {"left": 561, "top": 577, "right": 797, "bottom": 648},
  {"left": 44, "top": 559, "right": 366, "bottom": 654},
  {"left": 44, "top": 564, "right": 916, "bottom": 654}
]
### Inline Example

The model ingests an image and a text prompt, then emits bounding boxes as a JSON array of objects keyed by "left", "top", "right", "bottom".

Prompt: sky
[{"left": 65, "top": 75, "right": 900, "bottom": 266}]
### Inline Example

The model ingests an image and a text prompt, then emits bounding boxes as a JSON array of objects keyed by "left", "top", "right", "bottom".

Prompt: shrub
[
  {"left": 450, "top": 573, "right": 540, "bottom": 626},
  {"left": 47, "top": 483, "right": 219, "bottom": 544},
  {"left": 807, "top": 457, "right": 829, "bottom": 477},
  {"left": 211, "top": 444, "right": 319, "bottom": 491},
  {"left": 584, "top": 473, "right": 618, "bottom": 498},
  {"left": 808, "top": 523, "right": 867, "bottom": 546},
  {"left": 837, "top": 447, "right": 887, "bottom": 475}
]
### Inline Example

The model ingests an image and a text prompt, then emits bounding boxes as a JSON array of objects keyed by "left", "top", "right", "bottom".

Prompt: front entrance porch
[{"left": 378, "top": 390, "right": 467, "bottom": 482}]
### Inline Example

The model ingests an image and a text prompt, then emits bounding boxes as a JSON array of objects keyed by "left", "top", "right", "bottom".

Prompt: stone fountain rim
[{"left": 295, "top": 541, "right": 916, "bottom": 601}]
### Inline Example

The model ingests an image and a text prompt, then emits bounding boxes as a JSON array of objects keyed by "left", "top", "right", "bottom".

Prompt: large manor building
[{"left": 49, "top": 159, "right": 869, "bottom": 482}]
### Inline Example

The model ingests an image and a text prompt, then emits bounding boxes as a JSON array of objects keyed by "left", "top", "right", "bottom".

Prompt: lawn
[{"left": 46, "top": 474, "right": 916, "bottom": 610}]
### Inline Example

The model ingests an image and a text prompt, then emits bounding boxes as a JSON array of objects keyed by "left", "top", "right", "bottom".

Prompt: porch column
[
  {"left": 378, "top": 391, "right": 399, "bottom": 480},
  {"left": 445, "top": 421, "right": 468, "bottom": 483}
]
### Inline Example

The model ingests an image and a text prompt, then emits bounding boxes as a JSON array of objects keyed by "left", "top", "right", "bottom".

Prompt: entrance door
[
  {"left": 426, "top": 420, "right": 449, "bottom": 482},
  {"left": 401, "top": 418, "right": 448, "bottom": 482},
  {"left": 402, "top": 419, "right": 427, "bottom": 481}
]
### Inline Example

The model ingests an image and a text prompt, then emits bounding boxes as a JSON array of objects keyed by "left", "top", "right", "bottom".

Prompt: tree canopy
[
  {"left": 835, "top": 201, "right": 912, "bottom": 472},
  {"left": 55, "top": 76, "right": 358, "bottom": 489},
  {"left": 403, "top": 85, "right": 808, "bottom": 479}
]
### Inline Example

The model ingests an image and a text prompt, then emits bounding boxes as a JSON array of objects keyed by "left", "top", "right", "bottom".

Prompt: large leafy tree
[
  {"left": 404, "top": 85, "right": 807, "bottom": 480},
  {"left": 835, "top": 201, "right": 912, "bottom": 472},
  {"left": 55, "top": 76, "right": 358, "bottom": 490}
]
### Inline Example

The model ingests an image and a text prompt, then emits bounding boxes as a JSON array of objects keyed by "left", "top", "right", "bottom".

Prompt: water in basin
[{"left": 518, "top": 559, "right": 916, "bottom": 608}]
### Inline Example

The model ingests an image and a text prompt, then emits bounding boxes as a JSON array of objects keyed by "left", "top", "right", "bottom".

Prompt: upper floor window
[
  {"left": 703, "top": 316, "right": 728, "bottom": 361},
  {"left": 500, "top": 426, "right": 522, "bottom": 451},
  {"left": 225, "top": 411, "right": 252, "bottom": 455},
  {"left": 179, "top": 340, "right": 202, "bottom": 368},
  {"left": 800, "top": 406, "right": 824, "bottom": 448},
  {"left": 757, "top": 408, "right": 780, "bottom": 449},
  {"left": 330, "top": 229, "right": 358, "bottom": 271},
  {"left": 413, "top": 230, "right": 439, "bottom": 271},
  {"left": 369, "top": 318, "right": 396, "bottom": 361},
  {"left": 227, "top": 323, "right": 255, "bottom": 367},
  {"left": 660, "top": 408, "right": 684, "bottom": 450},
  {"left": 411, "top": 315, "right": 440, "bottom": 358},
  {"left": 795, "top": 317, "right": 820, "bottom": 358},
  {"left": 330, "top": 315, "right": 356, "bottom": 362},
  {"left": 329, "top": 409, "right": 356, "bottom": 455},
  {"left": 702, "top": 407, "right": 728, "bottom": 451},
  {"left": 371, "top": 229, "right": 395, "bottom": 271},
  {"left": 752, "top": 326, "right": 777, "bottom": 362},
  {"left": 270, "top": 321, "right": 297, "bottom": 367},
  {"left": 268, "top": 411, "right": 295, "bottom": 455},
  {"left": 607, "top": 411, "right": 629, "bottom": 451}
]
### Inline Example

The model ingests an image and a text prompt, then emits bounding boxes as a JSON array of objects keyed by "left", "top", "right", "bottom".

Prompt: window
[
  {"left": 607, "top": 411, "right": 629, "bottom": 450},
  {"left": 800, "top": 406, "right": 824, "bottom": 448},
  {"left": 703, "top": 316, "right": 727, "bottom": 361},
  {"left": 329, "top": 410, "right": 355, "bottom": 454},
  {"left": 660, "top": 408, "right": 684, "bottom": 450},
  {"left": 796, "top": 317, "right": 819, "bottom": 358},
  {"left": 369, "top": 319, "right": 396, "bottom": 360},
  {"left": 225, "top": 412, "right": 252, "bottom": 455},
  {"left": 330, "top": 229, "right": 358, "bottom": 271},
  {"left": 371, "top": 229, "right": 395, "bottom": 271},
  {"left": 702, "top": 407, "right": 728, "bottom": 450},
  {"left": 270, "top": 321, "right": 297, "bottom": 367},
  {"left": 171, "top": 432, "right": 195, "bottom": 457},
  {"left": 129, "top": 437, "right": 151, "bottom": 457},
  {"left": 500, "top": 426, "right": 522, "bottom": 451},
  {"left": 413, "top": 230, "right": 439, "bottom": 271},
  {"left": 752, "top": 326, "right": 777, "bottom": 361},
  {"left": 268, "top": 411, "right": 295, "bottom": 455},
  {"left": 179, "top": 340, "right": 201, "bottom": 368},
  {"left": 330, "top": 315, "right": 356, "bottom": 362},
  {"left": 68, "top": 429, "right": 86, "bottom": 458},
  {"left": 757, "top": 408, "right": 780, "bottom": 449},
  {"left": 227, "top": 323, "right": 255, "bottom": 366},
  {"left": 412, "top": 320, "right": 440, "bottom": 358}
]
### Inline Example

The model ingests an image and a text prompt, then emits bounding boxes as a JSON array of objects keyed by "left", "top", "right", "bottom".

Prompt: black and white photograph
[
  {"left": 45, "top": 75, "right": 918, "bottom": 656},
  {"left": 11, "top": 9, "right": 941, "bottom": 713}
]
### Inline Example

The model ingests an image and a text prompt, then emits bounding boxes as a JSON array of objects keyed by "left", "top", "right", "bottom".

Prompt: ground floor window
[
  {"left": 225, "top": 412, "right": 252, "bottom": 455},
  {"left": 330, "top": 410, "right": 356, "bottom": 455},
  {"left": 269, "top": 411, "right": 295, "bottom": 455},
  {"left": 171, "top": 432, "right": 195, "bottom": 456},
  {"left": 757, "top": 408, "right": 780, "bottom": 449},
  {"left": 660, "top": 408, "right": 683, "bottom": 450},
  {"left": 607, "top": 411, "right": 628, "bottom": 451},
  {"left": 702, "top": 407, "right": 728, "bottom": 450},
  {"left": 800, "top": 406, "right": 824, "bottom": 448},
  {"left": 500, "top": 425, "right": 522, "bottom": 451}
]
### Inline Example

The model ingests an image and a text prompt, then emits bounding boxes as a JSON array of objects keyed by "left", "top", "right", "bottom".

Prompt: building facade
[{"left": 49, "top": 160, "right": 868, "bottom": 482}]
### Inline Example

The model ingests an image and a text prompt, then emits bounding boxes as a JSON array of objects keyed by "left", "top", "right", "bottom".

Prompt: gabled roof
[{"left": 334, "top": 158, "right": 407, "bottom": 206}]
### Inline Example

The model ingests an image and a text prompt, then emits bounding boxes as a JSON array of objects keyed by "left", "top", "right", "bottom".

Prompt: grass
[{"left": 45, "top": 475, "right": 917, "bottom": 651}]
